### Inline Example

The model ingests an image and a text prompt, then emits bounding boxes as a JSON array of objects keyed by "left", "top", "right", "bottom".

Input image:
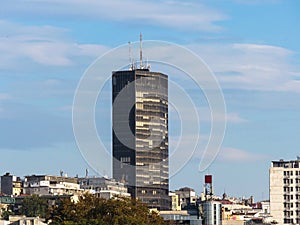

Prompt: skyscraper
[
  {"left": 112, "top": 67, "right": 169, "bottom": 210},
  {"left": 270, "top": 158, "right": 300, "bottom": 224}
]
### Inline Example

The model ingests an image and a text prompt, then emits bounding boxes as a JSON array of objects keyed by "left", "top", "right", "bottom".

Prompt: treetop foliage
[{"left": 47, "top": 193, "right": 167, "bottom": 225}]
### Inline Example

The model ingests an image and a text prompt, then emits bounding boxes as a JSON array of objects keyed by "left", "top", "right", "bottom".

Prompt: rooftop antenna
[
  {"left": 146, "top": 58, "right": 151, "bottom": 69},
  {"left": 140, "top": 32, "right": 143, "bottom": 69},
  {"left": 204, "top": 175, "right": 213, "bottom": 200},
  {"left": 128, "top": 41, "right": 133, "bottom": 70}
]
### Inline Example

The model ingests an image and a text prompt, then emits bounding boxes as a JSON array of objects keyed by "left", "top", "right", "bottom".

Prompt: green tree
[
  {"left": 20, "top": 195, "right": 48, "bottom": 218},
  {"left": 1, "top": 209, "right": 14, "bottom": 220},
  {"left": 48, "top": 193, "right": 166, "bottom": 225}
]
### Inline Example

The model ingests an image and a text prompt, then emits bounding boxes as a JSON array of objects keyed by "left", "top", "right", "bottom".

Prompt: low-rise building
[
  {"left": 175, "top": 187, "right": 197, "bottom": 210},
  {"left": 169, "top": 192, "right": 181, "bottom": 211},
  {"left": 0, "top": 173, "right": 22, "bottom": 196},
  {"left": 159, "top": 210, "right": 202, "bottom": 225},
  {"left": 222, "top": 199, "right": 253, "bottom": 220},
  {"left": 78, "top": 177, "right": 130, "bottom": 199},
  {"left": 221, "top": 199, "right": 274, "bottom": 224},
  {"left": 23, "top": 175, "right": 83, "bottom": 196},
  {"left": 0, "top": 216, "right": 46, "bottom": 225}
]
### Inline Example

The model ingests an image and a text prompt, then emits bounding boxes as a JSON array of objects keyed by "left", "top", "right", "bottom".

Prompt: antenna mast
[
  {"left": 140, "top": 32, "right": 143, "bottom": 69},
  {"left": 128, "top": 41, "right": 133, "bottom": 70}
]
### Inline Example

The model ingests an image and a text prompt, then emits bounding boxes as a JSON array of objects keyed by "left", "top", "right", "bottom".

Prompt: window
[{"left": 120, "top": 157, "right": 130, "bottom": 163}]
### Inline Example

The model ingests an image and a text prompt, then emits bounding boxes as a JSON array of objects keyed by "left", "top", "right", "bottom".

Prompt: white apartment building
[
  {"left": 23, "top": 175, "right": 83, "bottom": 196},
  {"left": 270, "top": 158, "right": 300, "bottom": 224},
  {"left": 78, "top": 177, "right": 130, "bottom": 199},
  {"left": 202, "top": 201, "right": 222, "bottom": 225}
]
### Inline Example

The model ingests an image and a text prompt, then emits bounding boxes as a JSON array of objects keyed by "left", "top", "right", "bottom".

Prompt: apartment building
[
  {"left": 270, "top": 158, "right": 300, "bottom": 224},
  {"left": 23, "top": 175, "right": 83, "bottom": 196}
]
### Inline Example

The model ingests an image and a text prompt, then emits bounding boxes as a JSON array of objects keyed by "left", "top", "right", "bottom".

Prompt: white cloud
[
  {"left": 131, "top": 42, "right": 299, "bottom": 93},
  {"left": 218, "top": 147, "right": 267, "bottom": 162},
  {"left": 0, "top": 20, "right": 108, "bottom": 68},
  {"left": 1, "top": 20, "right": 299, "bottom": 99},
  {"left": 278, "top": 80, "right": 300, "bottom": 93},
  {"left": 1, "top": 0, "right": 226, "bottom": 32},
  {"left": 2, "top": 19, "right": 298, "bottom": 94},
  {"left": 0, "top": 93, "right": 11, "bottom": 101},
  {"left": 226, "top": 112, "right": 248, "bottom": 123},
  {"left": 185, "top": 43, "right": 300, "bottom": 93},
  {"left": 198, "top": 108, "right": 246, "bottom": 124},
  {"left": 232, "top": 0, "right": 281, "bottom": 4}
]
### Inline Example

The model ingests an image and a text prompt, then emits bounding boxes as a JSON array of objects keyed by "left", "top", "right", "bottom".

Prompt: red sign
[{"left": 205, "top": 175, "right": 212, "bottom": 184}]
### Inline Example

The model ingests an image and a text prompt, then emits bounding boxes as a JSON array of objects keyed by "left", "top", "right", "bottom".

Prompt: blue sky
[{"left": 1, "top": 0, "right": 300, "bottom": 201}]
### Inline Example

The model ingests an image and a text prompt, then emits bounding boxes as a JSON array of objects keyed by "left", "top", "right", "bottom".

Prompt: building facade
[
  {"left": 78, "top": 177, "right": 130, "bottom": 199},
  {"left": 175, "top": 187, "right": 197, "bottom": 210},
  {"left": 1, "top": 216, "right": 47, "bottom": 225},
  {"left": 112, "top": 68, "right": 169, "bottom": 210},
  {"left": 270, "top": 158, "right": 300, "bottom": 224},
  {"left": 23, "top": 175, "right": 82, "bottom": 196},
  {"left": 169, "top": 192, "right": 181, "bottom": 211},
  {"left": 0, "top": 173, "right": 22, "bottom": 196},
  {"left": 160, "top": 210, "right": 202, "bottom": 225},
  {"left": 201, "top": 201, "right": 222, "bottom": 225}
]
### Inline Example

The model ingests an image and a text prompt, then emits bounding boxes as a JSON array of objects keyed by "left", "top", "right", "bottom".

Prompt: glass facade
[{"left": 112, "top": 69, "right": 169, "bottom": 210}]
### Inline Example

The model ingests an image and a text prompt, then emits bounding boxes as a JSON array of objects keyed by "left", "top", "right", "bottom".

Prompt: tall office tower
[
  {"left": 270, "top": 158, "right": 300, "bottom": 224},
  {"left": 112, "top": 67, "right": 169, "bottom": 210}
]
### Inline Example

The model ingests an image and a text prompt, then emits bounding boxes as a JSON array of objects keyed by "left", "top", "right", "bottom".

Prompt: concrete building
[
  {"left": 198, "top": 175, "right": 222, "bottom": 225},
  {"left": 175, "top": 187, "right": 197, "bottom": 210},
  {"left": 0, "top": 173, "right": 22, "bottom": 196},
  {"left": 78, "top": 177, "right": 130, "bottom": 199},
  {"left": 222, "top": 220, "right": 244, "bottom": 225},
  {"left": 23, "top": 175, "right": 82, "bottom": 196},
  {"left": 160, "top": 210, "right": 202, "bottom": 225},
  {"left": 201, "top": 201, "right": 222, "bottom": 225},
  {"left": 221, "top": 197, "right": 273, "bottom": 224},
  {"left": 169, "top": 192, "right": 181, "bottom": 211},
  {"left": 270, "top": 158, "right": 300, "bottom": 224},
  {"left": 0, "top": 216, "right": 46, "bottom": 225},
  {"left": 112, "top": 52, "right": 169, "bottom": 210}
]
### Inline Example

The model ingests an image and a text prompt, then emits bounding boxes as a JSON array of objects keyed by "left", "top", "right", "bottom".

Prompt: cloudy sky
[{"left": 0, "top": 0, "right": 300, "bottom": 200}]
